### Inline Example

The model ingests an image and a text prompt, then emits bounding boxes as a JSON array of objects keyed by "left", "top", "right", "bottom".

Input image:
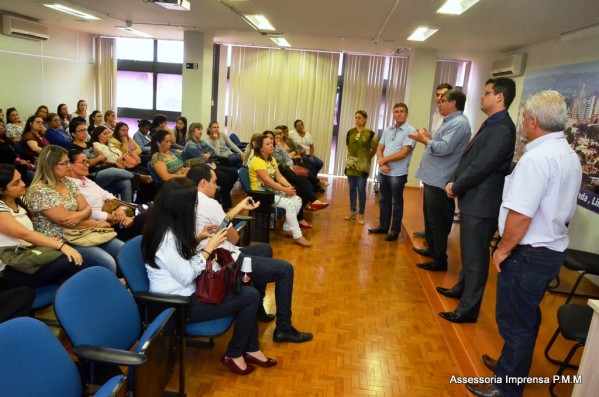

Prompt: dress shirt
[
  {"left": 414, "top": 111, "right": 471, "bottom": 189},
  {"left": 67, "top": 176, "right": 114, "bottom": 221},
  {"left": 499, "top": 132, "right": 582, "bottom": 251},
  {"left": 379, "top": 122, "right": 416, "bottom": 176}
]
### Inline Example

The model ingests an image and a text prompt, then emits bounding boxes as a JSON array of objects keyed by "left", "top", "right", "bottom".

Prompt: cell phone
[
  {"left": 216, "top": 216, "right": 231, "bottom": 233},
  {"left": 234, "top": 220, "right": 247, "bottom": 232}
]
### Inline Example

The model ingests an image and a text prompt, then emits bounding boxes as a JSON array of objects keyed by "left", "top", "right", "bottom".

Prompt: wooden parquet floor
[
  {"left": 34, "top": 177, "right": 595, "bottom": 396},
  {"left": 161, "top": 177, "right": 599, "bottom": 397}
]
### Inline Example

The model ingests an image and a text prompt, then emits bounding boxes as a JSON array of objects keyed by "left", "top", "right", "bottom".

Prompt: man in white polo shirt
[{"left": 466, "top": 90, "right": 582, "bottom": 397}]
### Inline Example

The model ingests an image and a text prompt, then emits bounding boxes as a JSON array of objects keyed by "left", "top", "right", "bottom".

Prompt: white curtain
[
  {"left": 333, "top": 55, "right": 410, "bottom": 176},
  {"left": 429, "top": 60, "right": 472, "bottom": 125},
  {"left": 227, "top": 47, "right": 339, "bottom": 172},
  {"left": 94, "top": 37, "right": 117, "bottom": 113}
]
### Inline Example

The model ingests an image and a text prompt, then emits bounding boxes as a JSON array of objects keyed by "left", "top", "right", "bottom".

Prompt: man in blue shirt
[
  {"left": 409, "top": 90, "right": 471, "bottom": 271},
  {"left": 368, "top": 103, "right": 415, "bottom": 241}
]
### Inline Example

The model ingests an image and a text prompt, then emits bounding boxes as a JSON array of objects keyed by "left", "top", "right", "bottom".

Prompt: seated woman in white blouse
[
  {"left": 142, "top": 178, "right": 276, "bottom": 375},
  {"left": 66, "top": 149, "right": 146, "bottom": 242},
  {"left": 0, "top": 163, "right": 85, "bottom": 291}
]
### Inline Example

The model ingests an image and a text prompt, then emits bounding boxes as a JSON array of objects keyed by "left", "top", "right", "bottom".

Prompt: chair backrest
[
  {"left": 118, "top": 235, "right": 150, "bottom": 293},
  {"left": 0, "top": 317, "right": 82, "bottom": 397},
  {"left": 229, "top": 133, "right": 242, "bottom": 146},
  {"left": 31, "top": 283, "right": 60, "bottom": 310},
  {"left": 54, "top": 267, "right": 142, "bottom": 351},
  {"left": 238, "top": 167, "right": 251, "bottom": 192},
  {"left": 146, "top": 161, "right": 163, "bottom": 184}
]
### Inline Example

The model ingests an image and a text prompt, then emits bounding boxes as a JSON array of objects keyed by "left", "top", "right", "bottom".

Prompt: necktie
[{"left": 465, "top": 120, "right": 487, "bottom": 151}]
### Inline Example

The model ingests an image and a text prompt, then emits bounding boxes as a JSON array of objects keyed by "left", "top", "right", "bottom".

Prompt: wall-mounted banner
[{"left": 517, "top": 61, "right": 599, "bottom": 214}]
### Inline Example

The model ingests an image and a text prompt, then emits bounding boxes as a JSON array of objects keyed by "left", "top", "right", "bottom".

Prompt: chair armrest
[
  {"left": 247, "top": 190, "right": 274, "bottom": 213},
  {"left": 132, "top": 291, "right": 190, "bottom": 307},
  {"left": 233, "top": 215, "right": 254, "bottom": 222},
  {"left": 73, "top": 344, "right": 148, "bottom": 367}
]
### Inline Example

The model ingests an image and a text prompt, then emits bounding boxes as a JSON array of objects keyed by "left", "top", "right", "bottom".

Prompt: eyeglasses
[
  {"left": 75, "top": 129, "right": 87, "bottom": 133},
  {"left": 73, "top": 159, "right": 90, "bottom": 166},
  {"left": 55, "top": 160, "right": 71, "bottom": 167},
  {"left": 483, "top": 90, "right": 495, "bottom": 96}
]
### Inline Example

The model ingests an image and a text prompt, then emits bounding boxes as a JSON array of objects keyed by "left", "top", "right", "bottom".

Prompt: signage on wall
[
  {"left": 517, "top": 60, "right": 599, "bottom": 214},
  {"left": 185, "top": 63, "right": 199, "bottom": 70}
]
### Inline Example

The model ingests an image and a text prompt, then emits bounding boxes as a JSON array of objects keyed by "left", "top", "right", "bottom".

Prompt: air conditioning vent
[
  {"left": 1, "top": 15, "right": 50, "bottom": 41},
  {"left": 491, "top": 54, "right": 526, "bottom": 78}
]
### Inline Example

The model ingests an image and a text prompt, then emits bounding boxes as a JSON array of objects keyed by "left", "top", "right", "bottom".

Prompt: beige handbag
[{"left": 62, "top": 227, "right": 117, "bottom": 247}]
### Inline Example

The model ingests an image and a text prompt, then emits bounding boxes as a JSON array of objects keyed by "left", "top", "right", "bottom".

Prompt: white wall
[{"left": 0, "top": 24, "right": 94, "bottom": 118}]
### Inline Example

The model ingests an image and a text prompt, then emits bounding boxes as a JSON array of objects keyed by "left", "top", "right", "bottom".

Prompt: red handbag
[
  {"left": 195, "top": 248, "right": 240, "bottom": 304},
  {"left": 292, "top": 165, "right": 309, "bottom": 178}
]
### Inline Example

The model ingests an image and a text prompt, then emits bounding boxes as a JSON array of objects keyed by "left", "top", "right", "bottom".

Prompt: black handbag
[{"left": 195, "top": 248, "right": 240, "bottom": 304}]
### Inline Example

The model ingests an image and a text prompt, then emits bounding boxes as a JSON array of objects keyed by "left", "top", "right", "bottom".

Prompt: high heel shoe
[
  {"left": 221, "top": 355, "right": 256, "bottom": 375},
  {"left": 344, "top": 211, "right": 358, "bottom": 220},
  {"left": 357, "top": 214, "right": 365, "bottom": 225},
  {"left": 243, "top": 352, "right": 277, "bottom": 368}
]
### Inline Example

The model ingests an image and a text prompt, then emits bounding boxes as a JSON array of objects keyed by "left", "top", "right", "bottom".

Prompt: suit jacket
[{"left": 450, "top": 111, "right": 516, "bottom": 219}]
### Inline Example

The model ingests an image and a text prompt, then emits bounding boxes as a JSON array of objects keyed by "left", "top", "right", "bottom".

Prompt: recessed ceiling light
[
  {"left": 44, "top": 3, "right": 100, "bottom": 20},
  {"left": 407, "top": 27, "right": 438, "bottom": 41},
  {"left": 437, "top": 0, "right": 480, "bottom": 15},
  {"left": 118, "top": 27, "right": 153, "bottom": 38},
  {"left": 271, "top": 37, "right": 291, "bottom": 47},
  {"left": 153, "top": 0, "right": 191, "bottom": 11},
  {"left": 244, "top": 14, "right": 276, "bottom": 31}
]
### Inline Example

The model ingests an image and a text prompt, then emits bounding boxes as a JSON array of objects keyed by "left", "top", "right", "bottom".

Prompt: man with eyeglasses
[
  {"left": 409, "top": 89, "right": 471, "bottom": 272},
  {"left": 368, "top": 103, "right": 415, "bottom": 242},
  {"left": 437, "top": 77, "right": 517, "bottom": 325}
]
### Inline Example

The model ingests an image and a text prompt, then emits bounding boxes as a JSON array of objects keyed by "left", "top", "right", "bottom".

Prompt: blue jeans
[
  {"left": 302, "top": 155, "right": 324, "bottom": 174},
  {"left": 378, "top": 173, "right": 407, "bottom": 234},
  {"left": 347, "top": 176, "right": 367, "bottom": 214},
  {"left": 73, "top": 238, "right": 124, "bottom": 274},
  {"left": 92, "top": 168, "right": 134, "bottom": 202},
  {"left": 493, "top": 246, "right": 564, "bottom": 397}
]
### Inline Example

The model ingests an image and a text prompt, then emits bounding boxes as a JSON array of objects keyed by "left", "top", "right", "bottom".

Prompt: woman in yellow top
[
  {"left": 110, "top": 122, "right": 142, "bottom": 156},
  {"left": 248, "top": 135, "right": 311, "bottom": 247}
]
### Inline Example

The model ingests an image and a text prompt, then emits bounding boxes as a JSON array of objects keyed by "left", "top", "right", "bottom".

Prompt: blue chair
[
  {"left": 117, "top": 236, "right": 235, "bottom": 395},
  {"left": 0, "top": 317, "right": 127, "bottom": 397},
  {"left": 146, "top": 161, "right": 162, "bottom": 185},
  {"left": 238, "top": 167, "right": 284, "bottom": 243},
  {"left": 54, "top": 267, "right": 177, "bottom": 397}
]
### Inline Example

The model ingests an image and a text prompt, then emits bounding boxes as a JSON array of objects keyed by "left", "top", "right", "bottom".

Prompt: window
[{"left": 116, "top": 38, "right": 183, "bottom": 123}]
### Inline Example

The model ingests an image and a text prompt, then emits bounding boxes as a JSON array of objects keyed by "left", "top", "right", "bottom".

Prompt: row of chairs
[{"left": 10, "top": 236, "right": 236, "bottom": 396}]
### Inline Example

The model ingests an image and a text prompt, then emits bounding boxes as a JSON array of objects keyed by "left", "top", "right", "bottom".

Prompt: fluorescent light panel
[
  {"left": 44, "top": 3, "right": 100, "bottom": 20},
  {"left": 271, "top": 37, "right": 291, "bottom": 47},
  {"left": 154, "top": 0, "right": 191, "bottom": 11},
  {"left": 243, "top": 14, "right": 276, "bottom": 31},
  {"left": 407, "top": 27, "right": 438, "bottom": 41},
  {"left": 118, "top": 27, "right": 153, "bottom": 38},
  {"left": 437, "top": 0, "right": 480, "bottom": 15}
]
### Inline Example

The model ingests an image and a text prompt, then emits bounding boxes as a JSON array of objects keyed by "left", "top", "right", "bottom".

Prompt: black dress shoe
[
  {"left": 416, "top": 261, "right": 447, "bottom": 271},
  {"left": 482, "top": 354, "right": 497, "bottom": 372},
  {"left": 436, "top": 286, "right": 462, "bottom": 299},
  {"left": 368, "top": 227, "right": 387, "bottom": 234},
  {"left": 439, "top": 310, "right": 477, "bottom": 323},
  {"left": 273, "top": 326, "right": 313, "bottom": 343},
  {"left": 465, "top": 382, "right": 502, "bottom": 396},
  {"left": 413, "top": 231, "right": 426, "bottom": 239},
  {"left": 257, "top": 306, "right": 276, "bottom": 323},
  {"left": 385, "top": 233, "right": 399, "bottom": 241},
  {"left": 412, "top": 247, "right": 433, "bottom": 257}
]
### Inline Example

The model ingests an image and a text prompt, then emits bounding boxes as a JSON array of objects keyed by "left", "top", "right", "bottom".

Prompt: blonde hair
[
  {"left": 244, "top": 133, "right": 262, "bottom": 166},
  {"left": 186, "top": 122, "right": 203, "bottom": 142},
  {"left": 29, "top": 145, "right": 68, "bottom": 190}
]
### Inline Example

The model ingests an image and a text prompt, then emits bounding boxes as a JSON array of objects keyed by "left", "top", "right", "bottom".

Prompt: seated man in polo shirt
[{"left": 187, "top": 164, "right": 313, "bottom": 343}]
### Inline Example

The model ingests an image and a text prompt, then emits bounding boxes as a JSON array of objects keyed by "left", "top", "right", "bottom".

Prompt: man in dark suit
[{"left": 437, "top": 77, "right": 517, "bottom": 323}]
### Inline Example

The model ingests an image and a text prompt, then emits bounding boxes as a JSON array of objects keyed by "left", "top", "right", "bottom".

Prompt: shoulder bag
[
  {"left": 63, "top": 227, "right": 117, "bottom": 247},
  {"left": 0, "top": 245, "right": 63, "bottom": 274},
  {"left": 195, "top": 248, "right": 240, "bottom": 304}
]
